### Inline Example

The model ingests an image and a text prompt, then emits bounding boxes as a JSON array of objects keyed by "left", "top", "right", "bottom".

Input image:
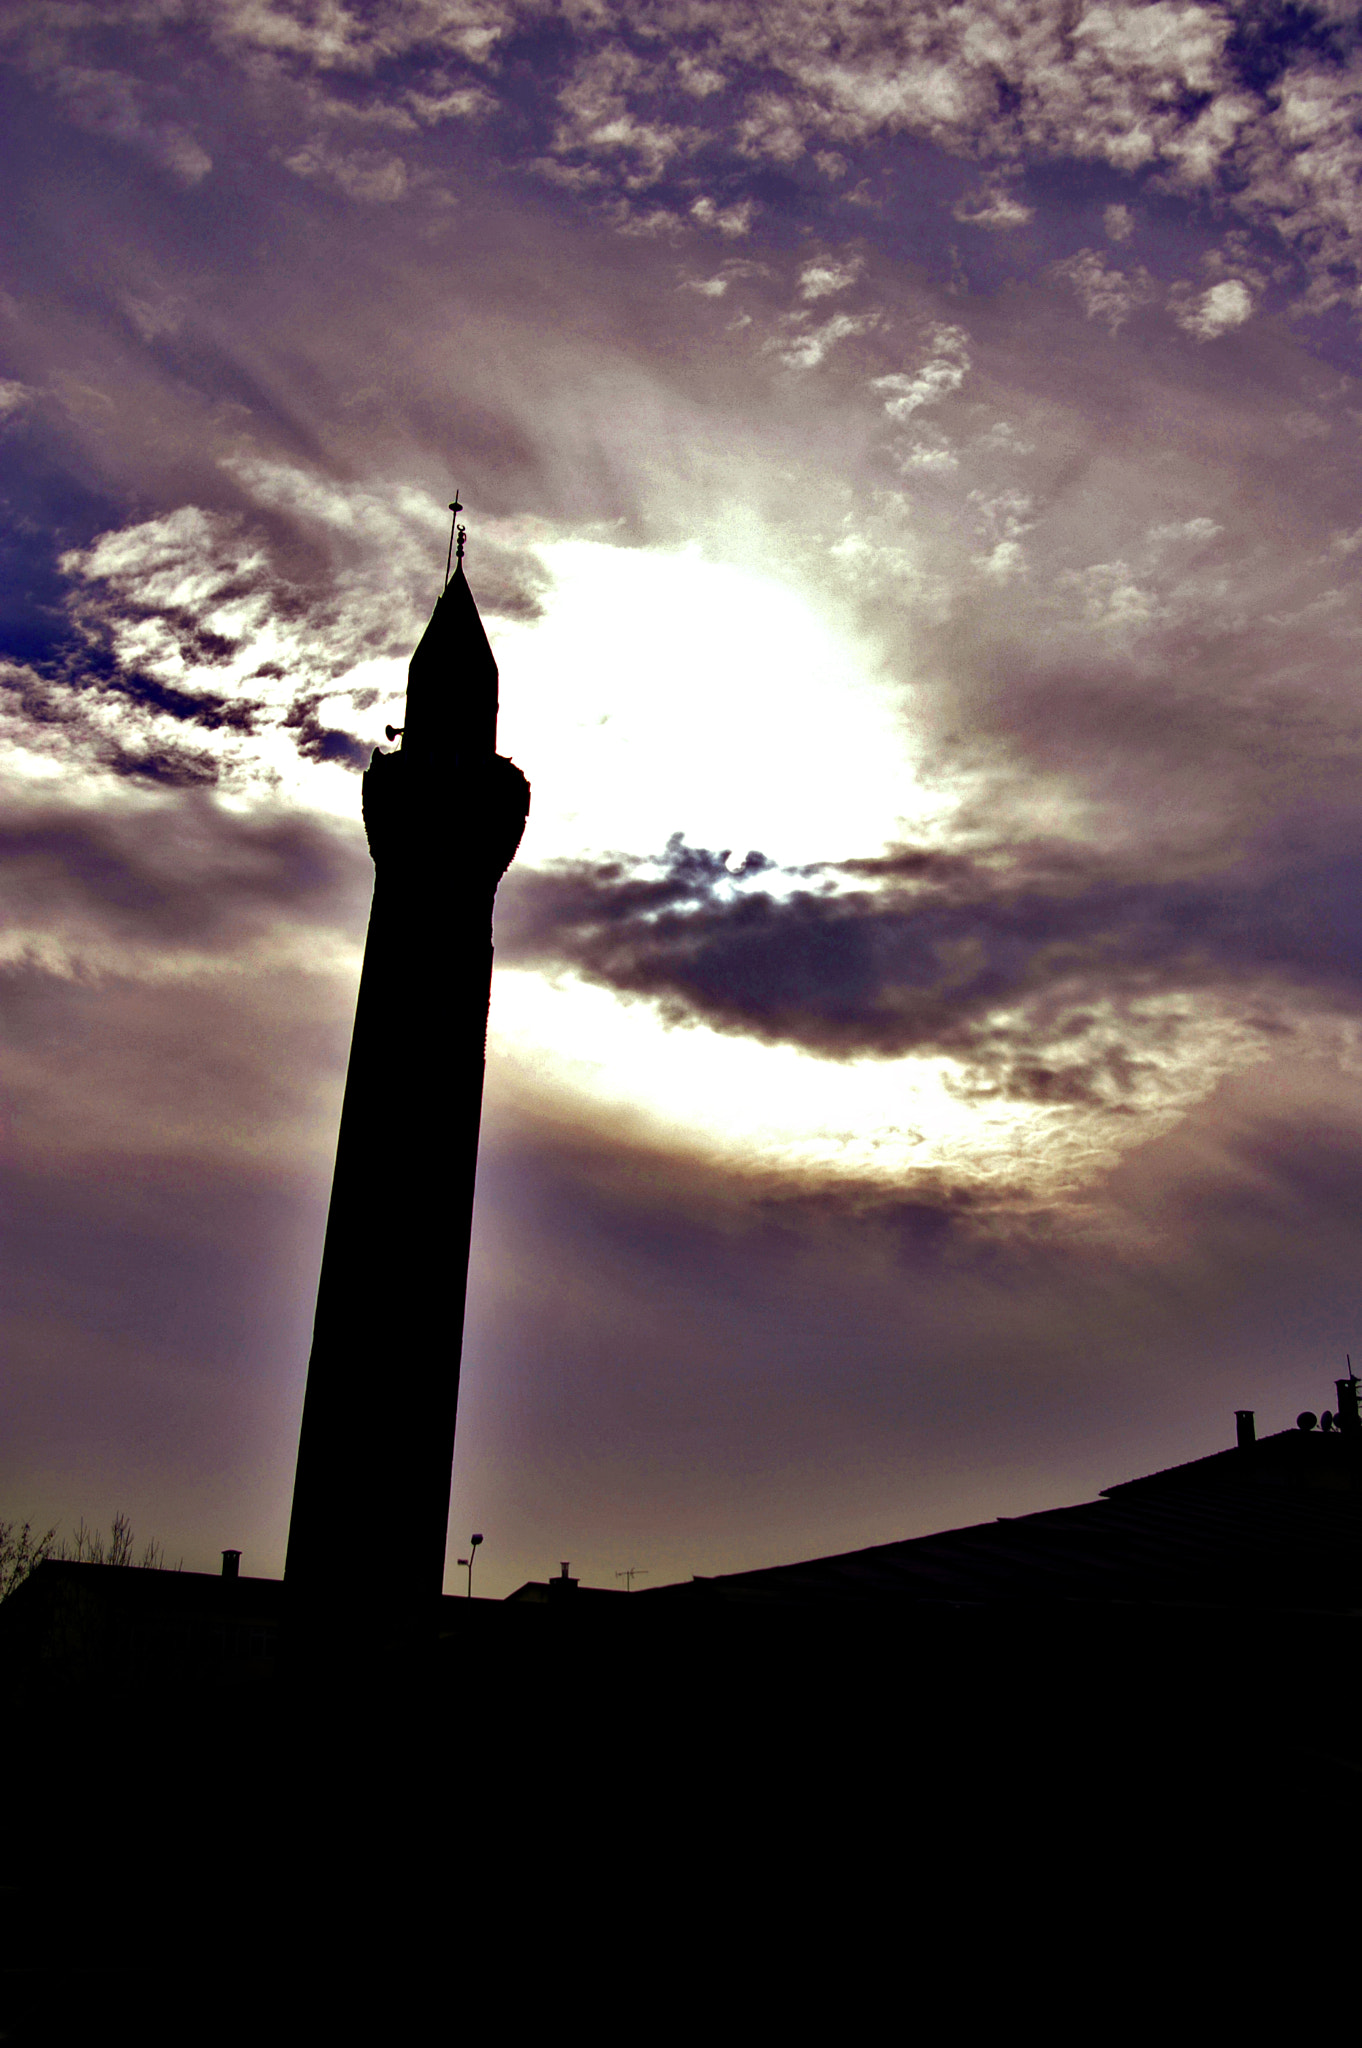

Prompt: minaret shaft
[{"left": 285, "top": 564, "right": 529, "bottom": 1609}]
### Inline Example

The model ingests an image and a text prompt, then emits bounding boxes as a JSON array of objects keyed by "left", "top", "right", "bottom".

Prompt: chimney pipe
[
  {"left": 1235, "top": 1410, "right": 1256, "bottom": 1450},
  {"left": 1335, "top": 1376, "right": 1360, "bottom": 1438},
  {"left": 221, "top": 1549, "right": 241, "bottom": 1579}
]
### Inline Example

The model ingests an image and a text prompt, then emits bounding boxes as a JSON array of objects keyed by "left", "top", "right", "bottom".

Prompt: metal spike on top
[{"left": 444, "top": 492, "right": 463, "bottom": 590}]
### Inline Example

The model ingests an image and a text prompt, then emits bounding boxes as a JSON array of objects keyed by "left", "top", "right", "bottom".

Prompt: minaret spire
[
  {"left": 444, "top": 492, "right": 463, "bottom": 591},
  {"left": 286, "top": 499, "right": 531, "bottom": 1621}
]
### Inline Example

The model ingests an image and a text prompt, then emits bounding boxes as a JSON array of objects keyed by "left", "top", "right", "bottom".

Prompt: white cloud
[
  {"left": 1103, "top": 203, "right": 1135, "bottom": 243},
  {"left": 872, "top": 326, "right": 970, "bottom": 419},
  {"left": 778, "top": 309, "right": 879, "bottom": 370},
  {"left": 1172, "top": 277, "right": 1253, "bottom": 340},
  {"left": 977, "top": 420, "right": 1035, "bottom": 455},
  {"left": 209, "top": 0, "right": 519, "bottom": 72},
  {"left": 283, "top": 140, "right": 410, "bottom": 202},
  {"left": 736, "top": 92, "right": 807, "bottom": 164},
  {"left": 1060, "top": 558, "right": 1162, "bottom": 631},
  {"left": 969, "top": 488, "right": 1034, "bottom": 576},
  {"left": 13, "top": 2, "right": 1362, "bottom": 308},
  {"left": 952, "top": 187, "right": 1034, "bottom": 230},
  {"left": 690, "top": 197, "right": 755, "bottom": 236},
  {"left": 405, "top": 82, "right": 497, "bottom": 124},
  {"left": 901, "top": 440, "right": 959, "bottom": 474},
  {"left": 1052, "top": 249, "right": 1156, "bottom": 332},
  {"left": 977, "top": 538, "right": 1025, "bottom": 580},
  {"left": 798, "top": 254, "right": 864, "bottom": 299},
  {"left": 1147, "top": 517, "right": 1223, "bottom": 548},
  {"left": 675, "top": 52, "right": 725, "bottom": 99}
]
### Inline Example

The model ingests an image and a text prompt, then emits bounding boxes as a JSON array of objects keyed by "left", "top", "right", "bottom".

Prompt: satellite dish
[{"left": 1297, "top": 1411, "right": 1318, "bottom": 1431}]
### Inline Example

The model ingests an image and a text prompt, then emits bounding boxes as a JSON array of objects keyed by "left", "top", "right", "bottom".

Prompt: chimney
[
  {"left": 221, "top": 1549, "right": 241, "bottom": 1579},
  {"left": 547, "top": 1560, "right": 578, "bottom": 1600},
  {"left": 1235, "top": 1410, "right": 1256, "bottom": 1450},
  {"left": 1335, "top": 1376, "right": 1360, "bottom": 1438}
]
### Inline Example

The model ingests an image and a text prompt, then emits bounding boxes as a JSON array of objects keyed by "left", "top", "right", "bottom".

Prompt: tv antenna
[
  {"left": 444, "top": 492, "right": 465, "bottom": 589},
  {"left": 615, "top": 1566, "right": 648, "bottom": 1593}
]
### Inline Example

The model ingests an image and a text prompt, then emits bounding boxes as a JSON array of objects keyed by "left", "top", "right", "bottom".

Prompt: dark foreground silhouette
[{"left": 3, "top": 1388, "right": 1357, "bottom": 2040}]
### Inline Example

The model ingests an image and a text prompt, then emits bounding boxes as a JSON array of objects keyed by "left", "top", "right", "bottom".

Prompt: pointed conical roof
[{"left": 401, "top": 562, "right": 499, "bottom": 764}]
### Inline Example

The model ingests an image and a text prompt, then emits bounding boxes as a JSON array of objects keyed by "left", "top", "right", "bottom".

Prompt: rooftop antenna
[
  {"left": 615, "top": 1566, "right": 648, "bottom": 1593},
  {"left": 444, "top": 491, "right": 464, "bottom": 591}
]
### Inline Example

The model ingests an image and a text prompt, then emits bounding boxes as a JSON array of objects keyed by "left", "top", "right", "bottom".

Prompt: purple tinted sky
[{"left": 3, "top": 2, "right": 1362, "bottom": 1593}]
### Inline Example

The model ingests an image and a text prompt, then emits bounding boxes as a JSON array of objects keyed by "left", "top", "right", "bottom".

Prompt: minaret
[{"left": 285, "top": 511, "right": 529, "bottom": 1611}]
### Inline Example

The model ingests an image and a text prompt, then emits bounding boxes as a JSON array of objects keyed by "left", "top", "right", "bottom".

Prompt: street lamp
[{"left": 457, "top": 1532, "right": 484, "bottom": 1598}]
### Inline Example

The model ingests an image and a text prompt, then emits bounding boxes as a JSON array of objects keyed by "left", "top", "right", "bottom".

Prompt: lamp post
[{"left": 458, "top": 1532, "right": 484, "bottom": 1599}]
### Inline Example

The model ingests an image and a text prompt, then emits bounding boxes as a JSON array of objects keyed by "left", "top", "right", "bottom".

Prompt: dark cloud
[
  {"left": 1224, "top": 2, "right": 1358, "bottom": 97},
  {"left": 501, "top": 819, "right": 1362, "bottom": 1100},
  {"left": 0, "top": 790, "right": 368, "bottom": 950},
  {"left": 283, "top": 695, "right": 373, "bottom": 770}
]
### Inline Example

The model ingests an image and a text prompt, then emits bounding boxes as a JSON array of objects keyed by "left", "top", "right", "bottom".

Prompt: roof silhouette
[{"left": 645, "top": 1425, "right": 1361, "bottom": 1612}]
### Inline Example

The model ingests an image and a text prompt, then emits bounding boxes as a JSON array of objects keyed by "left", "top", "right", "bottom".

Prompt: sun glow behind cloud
[
  {"left": 483, "top": 539, "right": 1041, "bottom": 1184},
  {"left": 484, "top": 538, "right": 1311, "bottom": 1192},
  {"left": 494, "top": 539, "right": 939, "bottom": 870},
  {"left": 488, "top": 967, "right": 1279, "bottom": 1199},
  {"left": 490, "top": 965, "right": 1056, "bottom": 1189}
]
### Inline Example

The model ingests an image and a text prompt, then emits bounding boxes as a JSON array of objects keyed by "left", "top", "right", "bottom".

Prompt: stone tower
[{"left": 285, "top": 538, "right": 529, "bottom": 1610}]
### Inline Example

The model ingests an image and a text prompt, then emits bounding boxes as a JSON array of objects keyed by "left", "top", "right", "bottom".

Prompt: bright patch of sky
[
  {"left": 495, "top": 540, "right": 940, "bottom": 871},
  {"left": 487, "top": 969, "right": 1263, "bottom": 1199}
]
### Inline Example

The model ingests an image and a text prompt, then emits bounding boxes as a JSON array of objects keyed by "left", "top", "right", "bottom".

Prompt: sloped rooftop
[{"left": 649, "top": 1426, "right": 1362, "bottom": 1612}]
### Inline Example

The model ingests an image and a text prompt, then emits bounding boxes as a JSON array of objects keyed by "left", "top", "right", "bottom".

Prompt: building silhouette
[
  {"left": 284, "top": 529, "right": 529, "bottom": 1612},
  {"left": 3, "top": 1385, "right": 1357, "bottom": 1684}
]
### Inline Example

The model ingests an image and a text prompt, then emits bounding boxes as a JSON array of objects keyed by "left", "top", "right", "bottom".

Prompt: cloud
[
  {"left": 952, "top": 188, "right": 1034, "bottom": 230},
  {"left": 1171, "top": 277, "right": 1255, "bottom": 339},
  {"left": 690, "top": 197, "right": 755, "bottom": 236},
  {"left": 206, "top": 0, "right": 519, "bottom": 73},
  {"left": 551, "top": 43, "right": 695, "bottom": 187},
  {"left": 798, "top": 254, "right": 864, "bottom": 299},
  {"left": 9, "top": 0, "right": 1362, "bottom": 312},
  {"left": 498, "top": 817, "right": 1362, "bottom": 1114},
  {"left": 18, "top": 471, "right": 546, "bottom": 800},
  {"left": 43, "top": 63, "right": 212, "bottom": 183},
  {"left": 283, "top": 140, "right": 411, "bottom": 203},
  {"left": 777, "top": 310, "right": 879, "bottom": 370},
  {"left": 0, "top": 787, "right": 366, "bottom": 969},
  {"left": 1051, "top": 249, "right": 1158, "bottom": 331},
  {"left": 872, "top": 325, "right": 970, "bottom": 418}
]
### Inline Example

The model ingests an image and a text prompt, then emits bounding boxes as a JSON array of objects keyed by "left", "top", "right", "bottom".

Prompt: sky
[{"left": 4, "top": 1, "right": 1362, "bottom": 1595}]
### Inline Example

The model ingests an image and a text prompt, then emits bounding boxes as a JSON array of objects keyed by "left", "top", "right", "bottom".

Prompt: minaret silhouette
[{"left": 285, "top": 526, "right": 529, "bottom": 1611}]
